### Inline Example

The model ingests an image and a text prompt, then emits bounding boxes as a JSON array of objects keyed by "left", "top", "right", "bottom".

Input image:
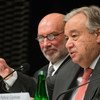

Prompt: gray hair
[{"left": 64, "top": 5, "right": 100, "bottom": 33}]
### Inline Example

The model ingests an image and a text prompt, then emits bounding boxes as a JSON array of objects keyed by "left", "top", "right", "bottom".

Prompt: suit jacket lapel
[
  {"left": 54, "top": 55, "right": 71, "bottom": 75},
  {"left": 84, "top": 58, "right": 100, "bottom": 100}
]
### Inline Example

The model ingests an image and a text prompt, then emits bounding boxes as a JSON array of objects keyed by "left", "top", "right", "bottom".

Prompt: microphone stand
[
  {"left": 0, "top": 65, "right": 23, "bottom": 83},
  {"left": 56, "top": 77, "right": 100, "bottom": 100}
]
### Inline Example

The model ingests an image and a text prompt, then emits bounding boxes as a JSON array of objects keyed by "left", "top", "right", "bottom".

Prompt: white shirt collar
[
  {"left": 48, "top": 54, "right": 69, "bottom": 74},
  {"left": 90, "top": 55, "right": 100, "bottom": 70}
]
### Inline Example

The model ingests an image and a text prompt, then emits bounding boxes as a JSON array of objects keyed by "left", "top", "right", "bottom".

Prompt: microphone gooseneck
[
  {"left": 1, "top": 64, "right": 24, "bottom": 81},
  {"left": 56, "top": 77, "right": 100, "bottom": 100},
  {"left": 2, "top": 63, "right": 30, "bottom": 81}
]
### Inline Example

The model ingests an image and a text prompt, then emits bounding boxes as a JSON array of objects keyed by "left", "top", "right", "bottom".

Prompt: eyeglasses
[{"left": 36, "top": 32, "right": 63, "bottom": 43}]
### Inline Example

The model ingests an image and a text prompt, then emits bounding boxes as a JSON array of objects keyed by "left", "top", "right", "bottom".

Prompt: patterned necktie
[
  {"left": 47, "top": 65, "right": 55, "bottom": 77},
  {"left": 75, "top": 68, "right": 93, "bottom": 100}
]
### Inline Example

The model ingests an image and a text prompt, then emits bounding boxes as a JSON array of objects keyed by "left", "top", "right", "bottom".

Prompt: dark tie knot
[{"left": 47, "top": 65, "right": 55, "bottom": 77}]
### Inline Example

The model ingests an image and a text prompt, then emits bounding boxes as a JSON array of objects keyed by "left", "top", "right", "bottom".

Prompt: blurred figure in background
[{"left": 0, "top": 58, "right": 36, "bottom": 99}]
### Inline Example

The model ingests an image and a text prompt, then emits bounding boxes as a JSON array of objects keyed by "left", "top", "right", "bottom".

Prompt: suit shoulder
[{"left": 34, "top": 64, "right": 48, "bottom": 78}]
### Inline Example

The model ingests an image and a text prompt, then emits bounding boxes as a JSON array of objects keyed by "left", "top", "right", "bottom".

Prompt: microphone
[
  {"left": 56, "top": 77, "right": 100, "bottom": 100},
  {"left": 19, "top": 63, "right": 30, "bottom": 74},
  {"left": 2, "top": 63, "right": 30, "bottom": 81},
  {"left": 0, "top": 63, "right": 30, "bottom": 93}
]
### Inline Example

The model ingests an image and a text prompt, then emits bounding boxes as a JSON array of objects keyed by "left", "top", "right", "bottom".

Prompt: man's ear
[{"left": 96, "top": 28, "right": 100, "bottom": 43}]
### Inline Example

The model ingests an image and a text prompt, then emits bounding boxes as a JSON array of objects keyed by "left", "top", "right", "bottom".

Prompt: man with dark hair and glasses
[{"left": 34, "top": 13, "right": 81, "bottom": 100}]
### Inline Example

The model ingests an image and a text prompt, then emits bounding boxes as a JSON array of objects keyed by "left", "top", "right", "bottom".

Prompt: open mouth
[{"left": 70, "top": 51, "right": 76, "bottom": 58}]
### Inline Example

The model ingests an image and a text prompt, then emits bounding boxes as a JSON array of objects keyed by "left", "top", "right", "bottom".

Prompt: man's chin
[{"left": 72, "top": 58, "right": 79, "bottom": 64}]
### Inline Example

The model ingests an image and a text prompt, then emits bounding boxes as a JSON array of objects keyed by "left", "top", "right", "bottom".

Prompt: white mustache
[
  {"left": 68, "top": 48, "right": 77, "bottom": 54},
  {"left": 43, "top": 46, "right": 56, "bottom": 52}
]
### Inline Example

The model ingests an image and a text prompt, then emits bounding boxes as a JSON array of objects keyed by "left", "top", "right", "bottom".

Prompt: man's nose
[
  {"left": 43, "top": 38, "right": 52, "bottom": 46},
  {"left": 65, "top": 39, "right": 74, "bottom": 50}
]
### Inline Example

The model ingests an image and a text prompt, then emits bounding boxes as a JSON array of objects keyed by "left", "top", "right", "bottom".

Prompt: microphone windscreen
[{"left": 20, "top": 63, "right": 30, "bottom": 73}]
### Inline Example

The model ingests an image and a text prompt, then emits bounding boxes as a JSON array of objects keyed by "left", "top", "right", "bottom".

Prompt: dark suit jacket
[
  {"left": 8, "top": 72, "right": 37, "bottom": 97},
  {"left": 54, "top": 58, "right": 100, "bottom": 100},
  {"left": 48, "top": 60, "right": 81, "bottom": 100},
  {"left": 84, "top": 58, "right": 100, "bottom": 100},
  {"left": 34, "top": 55, "right": 71, "bottom": 79},
  {"left": 34, "top": 55, "right": 71, "bottom": 99},
  {"left": 34, "top": 64, "right": 48, "bottom": 80}
]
